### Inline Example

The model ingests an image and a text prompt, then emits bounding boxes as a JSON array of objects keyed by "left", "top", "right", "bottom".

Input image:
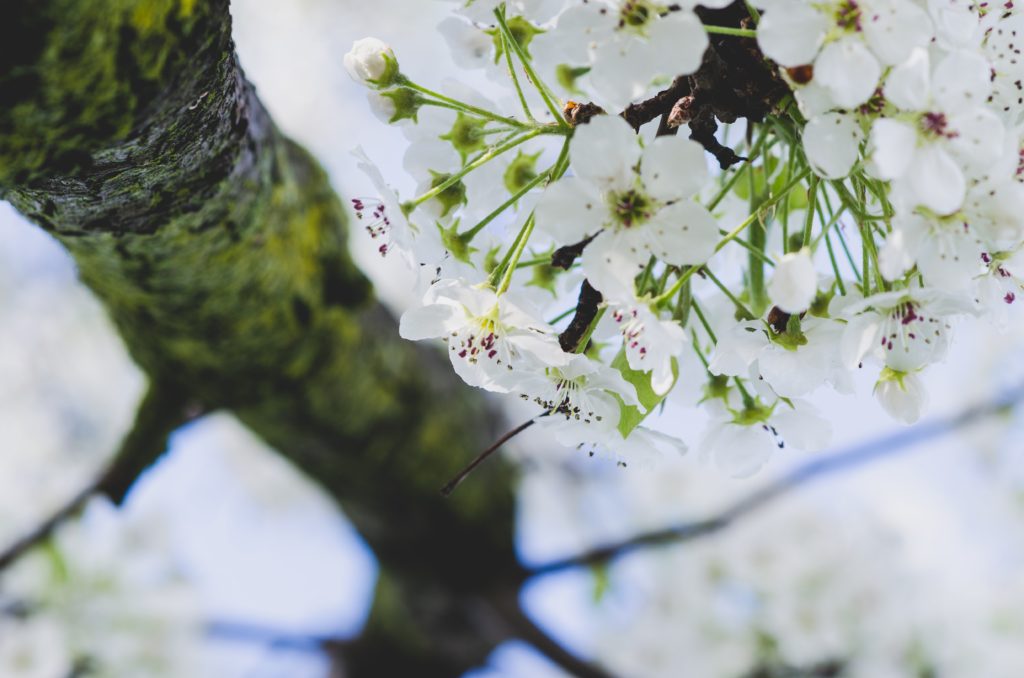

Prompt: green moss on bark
[{"left": 1, "top": 1, "right": 521, "bottom": 672}]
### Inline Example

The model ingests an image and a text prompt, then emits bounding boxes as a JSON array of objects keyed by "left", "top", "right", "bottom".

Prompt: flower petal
[
  {"left": 570, "top": 114, "right": 642, "bottom": 192},
  {"left": 641, "top": 136, "right": 709, "bottom": 202},
  {"left": 535, "top": 177, "right": 607, "bottom": 243},
  {"left": 802, "top": 112, "right": 863, "bottom": 179}
]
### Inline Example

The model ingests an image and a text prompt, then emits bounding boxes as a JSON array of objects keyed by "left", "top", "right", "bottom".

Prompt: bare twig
[
  {"left": 487, "top": 588, "right": 618, "bottom": 678},
  {"left": 207, "top": 619, "right": 349, "bottom": 653},
  {"left": 0, "top": 382, "right": 195, "bottom": 571},
  {"left": 526, "top": 383, "right": 1024, "bottom": 578},
  {"left": 441, "top": 418, "right": 536, "bottom": 497},
  {"left": 621, "top": 75, "right": 691, "bottom": 131}
]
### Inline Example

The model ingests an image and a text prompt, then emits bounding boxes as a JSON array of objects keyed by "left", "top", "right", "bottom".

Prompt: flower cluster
[
  {"left": 0, "top": 499, "right": 202, "bottom": 677},
  {"left": 346, "top": 0, "right": 1024, "bottom": 476},
  {"left": 520, "top": 457, "right": 1024, "bottom": 678}
]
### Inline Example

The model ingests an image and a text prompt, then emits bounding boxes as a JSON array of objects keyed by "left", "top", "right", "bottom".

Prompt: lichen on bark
[{"left": 1, "top": 1, "right": 523, "bottom": 673}]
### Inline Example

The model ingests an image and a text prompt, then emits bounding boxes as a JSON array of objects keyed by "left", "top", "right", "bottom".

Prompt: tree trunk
[{"left": 0, "top": 1, "right": 525, "bottom": 673}]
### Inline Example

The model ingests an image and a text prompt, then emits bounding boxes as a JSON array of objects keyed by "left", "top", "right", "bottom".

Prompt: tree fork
[{"left": 0, "top": 0, "right": 537, "bottom": 673}]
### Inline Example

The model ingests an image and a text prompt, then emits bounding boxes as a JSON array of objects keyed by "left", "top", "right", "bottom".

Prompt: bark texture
[{"left": 1, "top": 1, "right": 524, "bottom": 673}]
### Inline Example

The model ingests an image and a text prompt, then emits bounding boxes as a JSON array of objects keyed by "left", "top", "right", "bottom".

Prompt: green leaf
[
  {"left": 611, "top": 349, "right": 677, "bottom": 438},
  {"left": 591, "top": 562, "right": 611, "bottom": 603}
]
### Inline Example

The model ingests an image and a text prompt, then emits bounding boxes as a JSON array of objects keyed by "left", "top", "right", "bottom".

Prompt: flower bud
[
  {"left": 874, "top": 368, "right": 927, "bottom": 424},
  {"left": 344, "top": 37, "right": 399, "bottom": 88}
]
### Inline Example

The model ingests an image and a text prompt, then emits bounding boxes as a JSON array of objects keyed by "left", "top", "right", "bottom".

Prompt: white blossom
[
  {"left": 536, "top": 115, "right": 718, "bottom": 301},
  {"left": 552, "top": 1, "right": 714, "bottom": 110},
  {"left": 400, "top": 278, "right": 569, "bottom": 392}
]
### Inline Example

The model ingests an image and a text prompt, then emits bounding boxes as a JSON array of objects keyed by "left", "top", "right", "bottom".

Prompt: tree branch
[
  {"left": 621, "top": 76, "right": 691, "bottom": 131},
  {"left": 526, "top": 383, "right": 1024, "bottom": 578},
  {"left": 0, "top": 382, "right": 193, "bottom": 571}
]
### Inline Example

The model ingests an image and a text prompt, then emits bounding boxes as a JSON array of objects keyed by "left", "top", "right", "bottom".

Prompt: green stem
[
  {"left": 675, "top": 275, "right": 692, "bottom": 326},
  {"left": 571, "top": 307, "right": 606, "bottom": 354},
  {"left": 408, "top": 129, "right": 544, "bottom": 209},
  {"left": 654, "top": 168, "right": 811, "bottom": 307},
  {"left": 496, "top": 213, "right": 536, "bottom": 294},
  {"left": 800, "top": 176, "right": 819, "bottom": 249},
  {"left": 705, "top": 268, "right": 756, "bottom": 320},
  {"left": 401, "top": 78, "right": 531, "bottom": 129},
  {"left": 516, "top": 255, "right": 564, "bottom": 269},
  {"left": 835, "top": 225, "right": 861, "bottom": 283},
  {"left": 550, "top": 135, "right": 572, "bottom": 180},
  {"left": 824, "top": 233, "right": 846, "bottom": 296},
  {"left": 703, "top": 25, "right": 757, "bottom": 38},
  {"left": 690, "top": 329, "right": 711, "bottom": 368},
  {"left": 725, "top": 232, "right": 776, "bottom": 266},
  {"left": 654, "top": 265, "right": 703, "bottom": 307},
  {"left": 499, "top": 22, "right": 537, "bottom": 124},
  {"left": 494, "top": 8, "right": 567, "bottom": 129},
  {"left": 780, "top": 136, "right": 798, "bottom": 248},
  {"left": 811, "top": 204, "right": 846, "bottom": 250},
  {"left": 547, "top": 306, "right": 577, "bottom": 325},
  {"left": 691, "top": 300, "right": 718, "bottom": 343},
  {"left": 745, "top": 0, "right": 762, "bottom": 23},
  {"left": 459, "top": 167, "right": 551, "bottom": 241}
]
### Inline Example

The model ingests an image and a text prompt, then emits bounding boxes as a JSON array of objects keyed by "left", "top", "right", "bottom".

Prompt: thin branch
[
  {"left": 0, "top": 382, "right": 195, "bottom": 571},
  {"left": 441, "top": 418, "right": 537, "bottom": 497},
  {"left": 206, "top": 619, "right": 349, "bottom": 653},
  {"left": 487, "top": 588, "right": 617, "bottom": 678},
  {"left": 526, "top": 382, "right": 1024, "bottom": 578},
  {"left": 621, "top": 75, "right": 690, "bottom": 131}
]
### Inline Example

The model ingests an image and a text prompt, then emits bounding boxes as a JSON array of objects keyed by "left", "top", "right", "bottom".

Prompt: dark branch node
[
  {"left": 551, "top": 233, "right": 597, "bottom": 270},
  {"left": 558, "top": 279, "right": 603, "bottom": 353}
]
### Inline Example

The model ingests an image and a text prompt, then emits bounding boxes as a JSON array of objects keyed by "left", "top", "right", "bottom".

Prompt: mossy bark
[{"left": 1, "top": 1, "right": 522, "bottom": 673}]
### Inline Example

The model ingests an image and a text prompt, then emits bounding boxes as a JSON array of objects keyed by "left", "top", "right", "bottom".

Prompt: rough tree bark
[{"left": 0, "top": 1, "right": 538, "bottom": 674}]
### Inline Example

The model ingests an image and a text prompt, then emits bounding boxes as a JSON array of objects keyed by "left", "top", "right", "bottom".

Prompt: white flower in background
[
  {"left": 927, "top": 0, "right": 983, "bottom": 49},
  {"left": 877, "top": 210, "right": 984, "bottom": 290},
  {"left": 0, "top": 499, "right": 201, "bottom": 677},
  {"left": 710, "top": 317, "right": 849, "bottom": 399},
  {"left": 438, "top": 16, "right": 497, "bottom": 72},
  {"left": 756, "top": 0, "right": 932, "bottom": 108},
  {"left": 552, "top": 0, "right": 721, "bottom": 110},
  {"left": 400, "top": 278, "right": 569, "bottom": 392},
  {"left": 873, "top": 367, "right": 928, "bottom": 423},
  {"left": 985, "top": 13, "right": 1024, "bottom": 125},
  {"left": 869, "top": 48, "right": 1003, "bottom": 215},
  {"left": 700, "top": 398, "right": 832, "bottom": 477},
  {"left": 976, "top": 249, "right": 1024, "bottom": 318},
  {"left": 536, "top": 115, "right": 719, "bottom": 300},
  {"left": 447, "top": 0, "right": 566, "bottom": 23},
  {"left": 840, "top": 288, "right": 968, "bottom": 373},
  {"left": 0, "top": 616, "right": 71, "bottom": 678},
  {"left": 343, "top": 37, "right": 399, "bottom": 87},
  {"left": 768, "top": 249, "right": 817, "bottom": 313},
  {"left": 608, "top": 301, "right": 686, "bottom": 395}
]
